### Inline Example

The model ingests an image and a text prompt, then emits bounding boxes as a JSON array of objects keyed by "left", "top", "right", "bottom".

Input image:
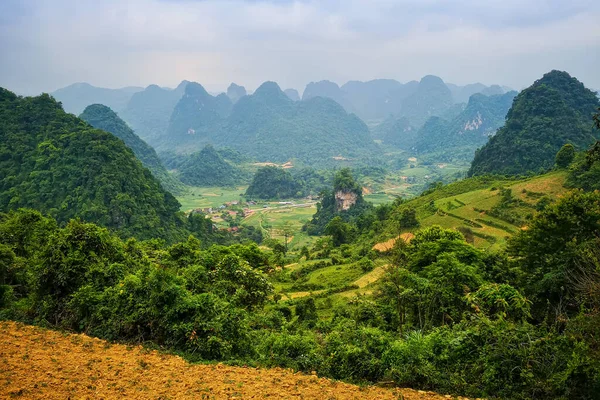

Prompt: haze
[{"left": 1, "top": 0, "right": 599, "bottom": 95}]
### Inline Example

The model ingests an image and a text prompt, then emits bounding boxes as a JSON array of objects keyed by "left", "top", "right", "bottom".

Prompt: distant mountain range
[{"left": 164, "top": 81, "right": 379, "bottom": 167}]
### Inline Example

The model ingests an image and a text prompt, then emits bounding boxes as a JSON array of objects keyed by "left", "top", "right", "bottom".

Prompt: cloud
[{"left": 0, "top": 0, "right": 598, "bottom": 95}]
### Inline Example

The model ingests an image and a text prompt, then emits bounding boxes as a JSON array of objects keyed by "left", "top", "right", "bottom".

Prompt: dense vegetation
[
  {"left": 413, "top": 91, "right": 517, "bottom": 162},
  {"left": 469, "top": 71, "right": 600, "bottom": 176},
  {"left": 80, "top": 104, "right": 184, "bottom": 194},
  {"left": 305, "top": 169, "right": 373, "bottom": 236},
  {"left": 4, "top": 74, "right": 600, "bottom": 400},
  {"left": 245, "top": 166, "right": 301, "bottom": 199},
  {"left": 177, "top": 145, "right": 246, "bottom": 187},
  {"left": 0, "top": 88, "right": 189, "bottom": 242}
]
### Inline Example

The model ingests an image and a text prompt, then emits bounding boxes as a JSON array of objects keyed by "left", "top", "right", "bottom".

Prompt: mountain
[
  {"left": 371, "top": 116, "right": 417, "bottom": 149},
  {"left": 0, "top": 88, "right": 186, "bottom": 241},
  {"left": 166, "top": 82, "right": 233, "bottom": 147},
  {"left": 302, "top": 79, "right": 419, "bottom": 122},
  {"left": 51, "top": 83, "right": 143, "bottom": 115},
  {"left": 284, "top": 88, "right": 300, "bottom": 101},
  {"left": 447, "top": 83, "right": 508, "bottom": 104},
  {"left": 177, "top": 144, "right": 245, "bottom": 187},
  {"left": 160, "top": 81, "right": 380, "bottom": 167},
  {"left": 227, "top": 83, "right": 247, "bottom": 104},
  {"left": 80, "top": 104, "right": 184, "bottom": 194},
  {"left": 219, "top": 82, "right": 379, "bottom": 166},
  {"left": 119, "top": 81, "right": 188, "bottom": 146},
  {"left": 413, "top": 91, "right": 517, "bottom": 161},
  {"left": 397, "top": 75, "right": 454, "bottom": 127},
  {"left": 340, "top": 79, "right": 415, "bottom": 122},
  {"left": 302, "top": 80, "right": 355, "bottom": 113},
  {"left": 469, "top": 71, "right": 600, "bottom": 176}
]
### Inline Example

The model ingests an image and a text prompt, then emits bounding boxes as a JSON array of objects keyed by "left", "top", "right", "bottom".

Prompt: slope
[
  {"left": 0, "top": 321, "right": 448, "bottom": 400},
  {"left": 177, "top": 144, "right": 246, "bottom": 187},
  {"left": 0, "top": 88, "right": 185, "bottom": 241},
  {"left": 413, "top": 91, "right": 517, "bottom": 162},
  {"left": 384, "top": 171, "right": 568, "bottom": 250},
  {"left": 469, "top": 70, "right": 600, "bottom": 176}
]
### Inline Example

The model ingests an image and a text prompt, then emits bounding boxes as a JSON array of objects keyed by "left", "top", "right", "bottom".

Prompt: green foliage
[
  {"left": 246, "top": 166, "right": 301, "bottom": 199},
  {"left": 177, "top": 145, "right": 245, "bottom": 187},
  {"left": 0, "top": 209, "right": 272, "bottom": 359},
  {"left": 305, "top": 169, "right": 372, "bottom": 235},
  {"left": 0, "top": 88, "right": 187, "bottom": 242},
  {"left": 508, "top": 190, "right": 600, "bottom": 320},
  {"left": 470, "top": 71, "right": 600, "bottom": 176},
  {"left": 555, "top": 143, "right": 576, "bottom": 168},
  {"left": 80, "top": 103, "right": 184, "bottom": 194}
]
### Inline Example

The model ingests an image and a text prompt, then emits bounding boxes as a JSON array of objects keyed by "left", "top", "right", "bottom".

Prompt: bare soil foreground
[{"left": 0, "top": 321, "right": 464, "bottom": 399}]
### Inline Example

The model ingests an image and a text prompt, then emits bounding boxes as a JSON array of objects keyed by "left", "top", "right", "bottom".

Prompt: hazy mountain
[
  {"left": 0, "top": 87, "right": 185, "bottom": 241},
  {"left": 284, "top": 88, "right": 300, "bottom": 101},
  {"left": 51, "top": 82, "right": 143, "bottom": 115},
  {"left": 397, "top": 75, "right": 454, "bottom": 127},
  {"left": 371, "top": 116, "right": 417, "bottom": 149},
  {"left": 469, "top": 70, "right": 600, "bottom": 176},
  {"left": 302, "top": 80, "right": 355, "bottom": 113},
  {"left": 414, "top": 91, "right": 517, "bottom": 162},
  {"left": 119, "top": 81, "right": 188, "bottom": 146},
  {"left": 219, "top": 81, "right": 379, "bottom": 166},
  {"left": 227, "top": 83, "right": 247, "bottom": 104},
  {"left": 166, "top": 82, "right": 233, "bottom": 146},
  {"left": 80, "top": 104, "right": 184, "bottom": 194}
]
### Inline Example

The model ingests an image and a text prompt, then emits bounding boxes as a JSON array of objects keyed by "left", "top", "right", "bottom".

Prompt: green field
[{"left": 177, "top": 186, "right": 248, "bottom": 212}]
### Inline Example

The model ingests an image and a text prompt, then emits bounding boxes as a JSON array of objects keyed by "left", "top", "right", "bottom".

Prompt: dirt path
[{"left": 0, "top": 321, "right": 461, "bottom": 399}]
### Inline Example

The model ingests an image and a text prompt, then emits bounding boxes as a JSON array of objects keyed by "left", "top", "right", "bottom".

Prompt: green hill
[
  {"left": 177, "top": 144, "right": 245, "bottom": 187},
  {"left": 245, "top": 166, "right": 302, "bottom": 199},
  {"left": 384, "top": 171, "right": 568, "bottom": 250},
  {"left": 0, "top": 88, "right": 186, "bottom": 241},
  {"left": 413, "top": 91, "right": 517, "bottom": 162},
  {"left": 80, "top": 104, "right": 185, "bottom": 194},
  {"left": 469, "top": 70, "right": 600, "bottom": 176}
]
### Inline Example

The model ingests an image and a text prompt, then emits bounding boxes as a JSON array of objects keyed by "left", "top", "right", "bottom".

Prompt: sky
[{"left": 0, "top": 0, "right": 599, "bottom": 95}]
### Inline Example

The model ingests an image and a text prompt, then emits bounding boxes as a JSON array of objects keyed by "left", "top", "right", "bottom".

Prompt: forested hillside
[
  {"left": 413, "top": 91, "right": 517, "bottom": 162},
  {"left": 0, "top": 88, "right": 187, "bottom": 241},
  {"left": 177, "top": 144, "right": 246, "bottom": 187},
  {"left": 80, "top": 104, "right": 184, "bottom": 194},
  {"left": 469, "top": 70, "right": 600, "bottom": 176}
]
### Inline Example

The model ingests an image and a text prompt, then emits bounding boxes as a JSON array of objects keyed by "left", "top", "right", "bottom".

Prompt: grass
[
  {"left": 394, "top": 171, "right": 568, "bottom": 250},
  {"left": 176, "top": 186, "right": 248, "bottom": 212}
]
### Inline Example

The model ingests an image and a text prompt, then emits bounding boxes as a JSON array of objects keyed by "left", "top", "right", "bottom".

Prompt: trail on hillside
[{"left": 0, "top": 322, "right": 460, "bottom": 399}]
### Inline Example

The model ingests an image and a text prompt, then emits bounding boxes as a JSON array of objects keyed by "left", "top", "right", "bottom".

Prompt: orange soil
[
  {"left": 372, "top": 233, "right": 414, "bottom": 252},
  {"left": 0, "top": 322, "right": 464, "bottom": 400}
]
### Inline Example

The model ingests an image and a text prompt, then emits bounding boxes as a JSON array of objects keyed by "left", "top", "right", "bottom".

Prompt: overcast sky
[{"left": 1, "top": 0, "right": 599, "bottom": 95}]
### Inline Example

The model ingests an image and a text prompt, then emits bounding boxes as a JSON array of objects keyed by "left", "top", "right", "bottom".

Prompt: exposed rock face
[{"left": 335, "top": 190, "right": 358, "bottom": 211}]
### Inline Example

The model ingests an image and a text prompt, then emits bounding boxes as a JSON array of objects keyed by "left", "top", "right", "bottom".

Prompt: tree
[{"left": 555, "top": 143, "right": 575, "bottom": 168}]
